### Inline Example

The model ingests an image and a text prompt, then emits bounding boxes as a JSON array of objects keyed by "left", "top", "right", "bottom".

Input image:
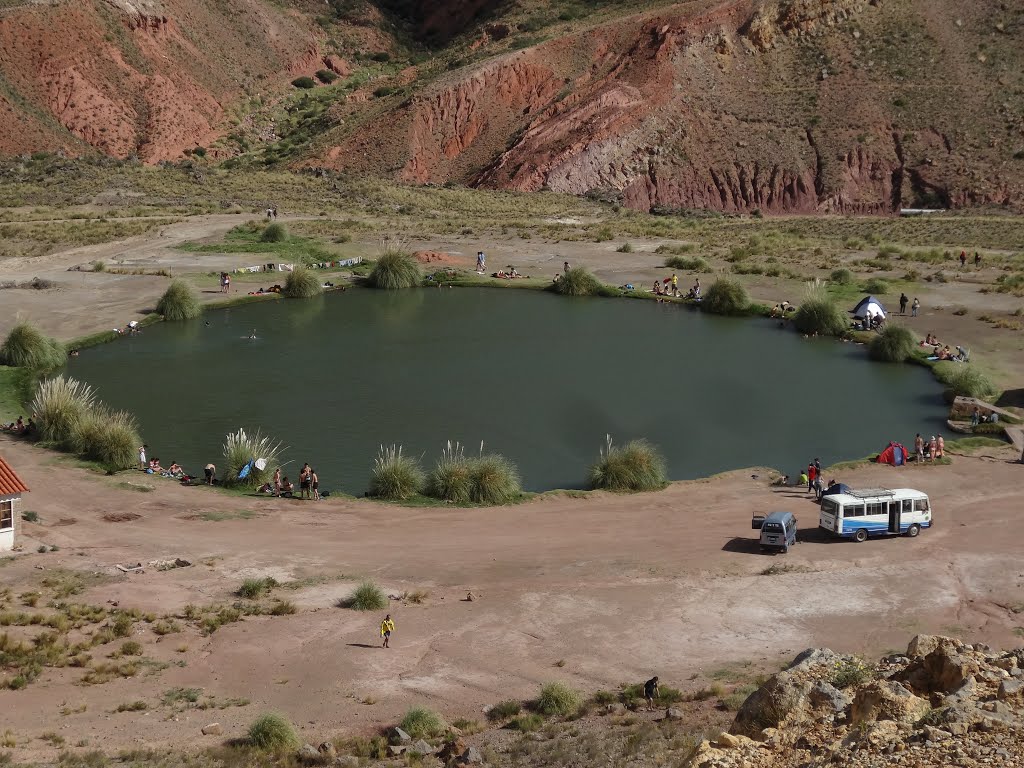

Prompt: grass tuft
[
  {"left": 468, "top": 450, "right": 521, "bottom": 505},
  {"left": 282, "top": 266, "right": 322, "bottom": 299},
  {"left": 0, "top": 321, "right": 65, "bottom": 372},
  {"left": 829, "top": 268, "right": 854, "bottom": 284},
  {"left": 487, "top": 699, "right": 522, "bottom": 721},
  {"left": 869, "top": 324, "right": 917, "bottom": 363},
  {"left": 399, "top": 707, "right": 445, "bottom": 739},
  {"left": 536, "top": 681, "right": 581, "bottom": 717},
  {"left": 238, "top": 577, "right": 277, "bottom": 600},
  {"left": 367, "top": 249, "right": 421, "bottom": 289},
  {"left": 793, "top": 283, "right": 847, "bottom": 336},
  {"left": 30, "top": 375, "right": 96, "bottom": 448},
  {"left": 702, "top": 278, "right": 748, "bottom": 315},
  {"left": 260, "top": 223, "right": 288, "bottom": 243},
  {"left": 551, "top": 266, "right": 604, "bottom": 296},
  {"left": 933, "top": 362, "right": 997, "bottom": 400},
  {"left": 155, "top": 280, "right": 201, "bottom": 321},
  {"left": 427, "top": 441, "right": 473, "bottom": 504},
  {"left": 247, "top": 712, "right": 299, "bottom": 751},
  {"left": 369, "top": 444, "right": 424, "bottom": 500},
  {"left": 589, "top": 434, "right": 667, "bottom": 492},
  {"left": 342, "top": 581, "right": 387, "bottom": 611},
  {"left": 222, "top": 428, "right": 284, "bottom": 487},
  {"left": 664, "top": 255, "right": 709, "bottom": 271}
]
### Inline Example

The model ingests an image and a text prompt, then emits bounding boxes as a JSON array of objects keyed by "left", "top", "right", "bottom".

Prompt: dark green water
[{"left": 68, "top": 288, "right": 947, "bottom": 493}]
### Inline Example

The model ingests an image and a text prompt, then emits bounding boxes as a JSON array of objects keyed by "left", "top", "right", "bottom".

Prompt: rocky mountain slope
[{"left": 1, "top": 0, "right": 1022, "bottom": 213}]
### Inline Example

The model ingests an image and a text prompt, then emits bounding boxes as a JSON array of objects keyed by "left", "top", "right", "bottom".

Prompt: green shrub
[
  {"left": 869, "top": 324, "right": 917, "bottom": 363},
  {"left": 508, "top": 713, "right": 544, "bottom": 732},
  {"left": 30, "top": 375, "right": 96, "bottom": 448},
  {"left": 399, "top": 707, "right": 444, "bottom": 739},
  {"left": 793, "top": 285, "right": 847, "bottom": 336},
  {"left": 536, "top": 682, "right": 581, "bottom": 717},
  {"left": 589, "top": 435, "right": 667, "bottom": 492},
  {"left": 468, "top": 452, "right": 521, "bottom": 505},
  {"left": 343, "top": 581, "right": 387, "bottom": 611},
  {"left": 70, "top": 407, "right": 140, "bottom": 470},
  {"left": 367, "top": 250, "right": 421, "bottom": 289},
  {"left": 427, "top": 441, "right": 473, "bottom": 504},
  {"left": 0, "top": 322, "right": 65, "bottom": 371},
  {"left": 829, "top": 658, "right": 875, "bottom": 689},
  {"left": 238, "top": 577, "right": 277, "bottom": 599},
  {"left": 664, "top": 255, "right": 709, "bottom": 271},
  {"left": 248, "top": 712, "right": 300, "bottom": 750},
  {"left": 552, "top": 266, "right": 603, "bottom": 296},
  {"left": 290, "top": 77, "right": 316, "bottom": 90},
  {"left": 369, "top": 444, "right": 424, "bottom": 500},
  {"left": 282, "top": 266, "right": 322, "bottom": 299},
  {"left": 615, "top": 242, "right": 634, "bottom": 253},
  {"left": 702, "top": 278, "right": 749, "bottom": 315},
  {"left": 863, "top": 277, "right": 889, "bottom": 294},
  {"left": 222, "top": 428, "right": 284, "bottom": 487},
  {"left": 119, "top": 640, "right": 142, "bottom": 656},
  {"left": 830, "top": 268, "right": 853, "bottom": 284},
  {"left": 156, "top": 280, "right": 202, "bottom": 321},
  {"left": 487, "top": 700, "right": 522, "bottom": 721},
  {"left": 933, "top": 363, "right": 997, "bottom": 400},
  {"left": 315, "top": 69, "right": 338, "bottom": 84},
  {"left": 260, "top": 223, "right": 288, "bottom": 243},
  {"left": 373, "top": 86, "right": 396, "bottom": 98},
  {"left": 594, "top": 226, "right": 614, "bottom": 242}
]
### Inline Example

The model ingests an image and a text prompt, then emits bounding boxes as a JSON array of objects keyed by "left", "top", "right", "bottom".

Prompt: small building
[{"left": 0, "top": 456, "right": 30, "bottom": 552}]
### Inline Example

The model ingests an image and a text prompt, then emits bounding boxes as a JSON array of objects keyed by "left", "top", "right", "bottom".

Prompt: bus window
[
  {"left": 902, "top": 499, "right": 913, "bottom": 514},
  {"left": 866, "top": 502, "right": 883, "bottom": 517},
  {"left": 914, "top": 498, "right": 930, "bottom": 512},
  {"left": 822, "top": 499, "right": 838, "bottom": 516},
  {"left": 845, "top": 504, "right": 864, "bottom": 517}
]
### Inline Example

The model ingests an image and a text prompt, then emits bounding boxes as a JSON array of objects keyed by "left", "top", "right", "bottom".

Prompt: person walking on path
[
  {"left": 644, "top": 676, "right": 660, "bottom": 711},
  {"left": 899, "top": 293, "right": 908, "bottom": 315},
  {"left": 204, "top": 463, "right": 216, "bottom": 485},
  {"left": 381, "top": 614, "right": 395, "bottom": 648},
  {"left": 273, "top": 467, "right": 282, "bottom": 497},
  {"left": 911, "top": 297, "right": 920, "bottom": 317},
  {"left": 311, "top": 468, "right": 320, "bottom": 501},
  {"left": 914, "top": 433, "right": 925, "bottom": 463}
]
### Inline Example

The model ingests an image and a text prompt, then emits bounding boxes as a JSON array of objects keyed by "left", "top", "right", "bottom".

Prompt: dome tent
[
  {"left": 877, "top": 441, "right": 909, "bottom": 466},
  {"left": 852, "top": 295, "right": 887, "bottom": 319}
]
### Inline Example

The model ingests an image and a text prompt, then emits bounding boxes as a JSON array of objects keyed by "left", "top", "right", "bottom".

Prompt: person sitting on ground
[
  {"left": 937, "top": 345, "right": 952, "bottom": 361},
  {"left": 987, "top": 412, "right": 999, "bottom": 424},
  {"left": 165, "top": 462, "right": 184, "bottom": 478},
  {"left": 653, "top": 280, "right": 663, "bottom": 295},
  {"left": 279, "top": 476, "right": 294, "bottom": 495},
  {"left": 24, "top": 418, "right": 35, "bottom": 436},
  {"left": 257, "top": 482, "right": 274, "bottom": 494},
  {"left": 799, "top": 470, "right": 809, "bottom": 487}
]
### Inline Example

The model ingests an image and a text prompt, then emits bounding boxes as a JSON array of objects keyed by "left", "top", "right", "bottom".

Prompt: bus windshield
[{"left": 821, "top": 498, "right": 838, "bottom": 517}]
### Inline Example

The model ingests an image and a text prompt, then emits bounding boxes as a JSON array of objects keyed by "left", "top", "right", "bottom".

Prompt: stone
[
  {"left": 391, "top": 727, "right": 412, "bottom": 744},
  {"left": 334, "top": 758, "right": 359, "bottom": 768},
  {"left": 437, "top": 738, "right": 466, "bottom": 762},
  {"left": 997, "top": 679, "right": 1022, "bottom": 701},
  {"left": 907, "top": 634, "right": 961, "bottom": 659},
  {"left": 665, "top": 707, "right": 684, "bottom": 720},
  {"left": 317, "top": 742, "right": 336, "bottom": 757},
  {"left": 925, "top": 649, "right": 980, "bottom": 693},
  {"left": 941, "top": 676, "right": 977, "bottom": 706},
  {"left": 298, "top": 744, "right": 321, "bottom": 764},
  {"left": 458, "top": 746, "right": 483, "bottom": 764},
  {"left": 201, "top": 723, "right": 222, "bottom": 736},
  {"left": 410, "top": 739, "right": 434, "bottom": 755},
  {"left": 715, "top": 732, "right": 741, "bottom": 749},
  {"left": 851, "top": 681, "right": 930, "bottom": 724},
  {"left": 388, "top": 745, "right": 406, "bottom": 757},
  {"left": 923, "top": 725, "right": 952, "bottom": 742},
  {"left": 809, "top": 681, "right": 852, "bottom": 714}
]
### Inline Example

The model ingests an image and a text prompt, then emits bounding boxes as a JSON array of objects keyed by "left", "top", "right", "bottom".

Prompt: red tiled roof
[{"left": 0, "top": 456, "right": 30, "bottom": 496}]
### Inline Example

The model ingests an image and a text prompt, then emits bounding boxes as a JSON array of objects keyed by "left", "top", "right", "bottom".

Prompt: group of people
[
  {"left": 970, "top": 407, "right": 999, "bottom": 426},
  {"left": 652, "top": 274, "right": 700, "bottom": 300},
  {"left": 1, "top": 416, "right": 35, "bottom": 436},
  {"left": 799, "top": 458, "right": 830, "bottom": 499},
  {"left": 959, "top": 251, "right": 982, "bottom": 269},
  {"left": 897, "top": 293, "right": 921, "bottom": 317},
  {"left": 919, "top": 334, "right": 968, "bottom": 362},
  {"left": 913, "top": 433, "right": 945, "bottom": 462},
  {"left": 219, "top": 272, "right": 232, "bottom": 293},
  {"left": 258, "top": 463, "right": 320, "bottom": 500}
]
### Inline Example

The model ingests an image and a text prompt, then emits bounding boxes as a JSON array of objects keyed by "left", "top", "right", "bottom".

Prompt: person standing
[
  {"left": 671, "top": 273, "right": 678, "bottom": 297},
  {"left": 311, "top": 468, "right": 320, "bottom": 501},
  {"left": 138, "top": 444, "right": 147, "bottom": 470},
  {"left": 911, "top": 297, "right": 920, "bottom": 317},
  {"left": 644, "top": 676, "right": 660, "bottom": 711},
  {"left": 974, "top": 252, "right": 981, "bottom": 268},
  {"left": 814, "top": 457, "right": 821, "bottom": 478},
  {"left": 959, "top": 251, "right": 967, "bottom": 269},
  {"left": 928, "top": 436, "right": 937, "bottom": 461},
  {"left": 914, "top": 433, "right": 925, "bottom": 463},
  {"left": 273, "top": 467, "right": 282, "bottom": 497},
  {"left": 899, "top": 293, "right": 908, "bottom": 315},
  {"left": 807, "top": 462, "right": 816, "bottom": 493},
  {"left": 204, "top": 462, "right": 216, "bottom": 485},
  {"left": 563, "top": 260, "right": 570, "bottom": 274},
  {"left": 224, "top": 273, "right": 231, "bottom": 293},
  {"left": 299, "top": 463, "right": 312, "bottom": 500},
  {"left": 936, "top": 434, "right": 945, "bottom": 459},
  {"left": 381, "top": 614, "right": 395, "bottom": 648}
]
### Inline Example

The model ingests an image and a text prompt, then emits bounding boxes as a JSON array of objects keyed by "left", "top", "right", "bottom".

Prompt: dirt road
[{"left": 1, "top": 435, "right": 1021, "bottom": 759}]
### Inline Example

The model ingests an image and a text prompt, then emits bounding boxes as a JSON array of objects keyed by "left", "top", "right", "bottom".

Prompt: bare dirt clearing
[{"left": 1, "top": 434, "right": 1022, "bottom": 761}]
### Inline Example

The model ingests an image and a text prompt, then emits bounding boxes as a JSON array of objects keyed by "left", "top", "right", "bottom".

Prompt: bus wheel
[
  {"left": 854, "top": 529, "right": 868, "bottom": 543},
  {"left": 907, "top": 524, "right": 921, "bottom": 537}
]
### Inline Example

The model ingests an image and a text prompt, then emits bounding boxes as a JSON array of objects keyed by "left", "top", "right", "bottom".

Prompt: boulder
[
  {"left": 334, "top": 758, "right": 359, "bottom": 768},
  {"left": 436, "top": 738, "right": 466, "bottom": 762},
  {"left": 715, "top": 732, "right": 741, "bottom": 748},
  {"left": 809, "top": 681, "right": 852, "bottom": 714},
  {"left": 941, "top": 675, "right": 977, "bottom": 707},
  {"left": 410, "top": 739, "right": 434, "bottom": 755},
  {"left": 851, "top": 681, "right": 930, "bottom": 724},
  {"left": 924, "top": 648, "right": 980, "bottom": 693},
  {"left": 387, "top": 745, "right": 406, "bottom": 757},
  {"left": 664, "top": 707, "right": 684, "bottom": 720},
  {"left": 317, "top": 742, "right": 336, "bottom": 758},
  {"left": 998, "top": 679, "right": 1023, "bottom": 701},
  {"left": 458, "top": 746, "right": 483, "bottom": 764},
  {"left": 391, "top": 727, "right": 412, "bottom": 744},
  {"left": 297, "top": 744, "right": 321, "bottom": 764},
  {"left": 907, "top": 634, "right": 960, "bottom": 658},
  {"left": 201, "top": 722, "right": 222, "bottom": 736}
]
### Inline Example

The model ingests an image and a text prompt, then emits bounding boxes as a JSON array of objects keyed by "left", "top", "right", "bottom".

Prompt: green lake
[{"left": 68, "top": 288, "right": 948, "bottom": 494}]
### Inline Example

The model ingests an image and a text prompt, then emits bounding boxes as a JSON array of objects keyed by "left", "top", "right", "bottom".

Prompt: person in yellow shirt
[
  {"left": 671, "top": 273, "right": 678, "bottom": 297},
  {"left": 381, "top": 614, "right": 395, "bottom": 648}
]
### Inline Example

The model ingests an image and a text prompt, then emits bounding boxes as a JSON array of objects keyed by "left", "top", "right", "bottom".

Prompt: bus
[{"left": 818, "top": 488, "right": 932, "bottom": 542}]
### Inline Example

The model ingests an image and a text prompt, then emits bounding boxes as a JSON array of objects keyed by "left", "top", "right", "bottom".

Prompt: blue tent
[
  {"left": 822, "top": 482, "right": 852, "bottom": 497},
  {"left": 852, "top": 295, "right": 886, "bottom": 319}
]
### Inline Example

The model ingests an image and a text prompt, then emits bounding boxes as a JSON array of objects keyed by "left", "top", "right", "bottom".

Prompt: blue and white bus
[{"left": 818, "top": 488, "right": 932, "bottom": 542}]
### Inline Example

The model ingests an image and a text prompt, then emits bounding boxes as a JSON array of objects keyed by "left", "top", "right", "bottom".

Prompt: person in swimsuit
[
  {"left": 273, "top": 467, "right": 282, "bottom": 497},
  {"left": 204, "top": 463, "right": 216, "bottom": 485},
  {"left": 299, "top": 463, "right": 312, "bottom": 500},
  {"left": 311, "top": 468, "right": 320, "bottom": 501}
]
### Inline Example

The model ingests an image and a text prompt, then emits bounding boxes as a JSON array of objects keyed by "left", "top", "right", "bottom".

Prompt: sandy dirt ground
[
  {"left": 1, "top": 215, "right": 1023, "bottom": 384},
  {"left": 1, "top": 433, "right": 1022, "bottom": 760}
]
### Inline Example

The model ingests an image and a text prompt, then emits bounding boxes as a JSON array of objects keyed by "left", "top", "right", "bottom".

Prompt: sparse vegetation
[
  {"left": 863, "top": 277, "right": 889, "bottom": 295},
  {"left": 282, "top": 265, "right": 322, "bottom": 298},
  {"left": 536, "top": 681, "right": 582, "bottom": 716},
  {"left": 487, "top": 700, "right": 522, "bottom": 721},
  {"left": 155, "top": 280, "right": 201, "bottom": 321},
  {"left": 238, "top": 577, "right": 278, "bottom": 600},
  {"left": 616, "top": 242, "right": 634, "bottom": 253},
  {"left": 369, "top": 444, "right": 424, "bottom": 500},
  {"left": 342, "top": 581, "right": 387, "bottom": 612},
  {"left": 248, "top": 712, "right": 300, "bottom": 751},
  {"left": 933, "top": 362, "right": 997, "bottom": 400},
  {"left": 664, "top": 255, "right": 709, "bottom": 271},
  {"left": 367, "top": 249, "right": 421, "bottom": 289},
  {"left": 0, "top": 321, "right": 65, "bottom": 372},
  {"left": 830, "top": 658, "right": 875, "bottom": 689},
  {"left": 830, "top": 268, "right": 853, "bottom": 284},
  {"left": 552, "top": 266, "right": 605, "bottom": 297},
  {"left": 702, "top": 278, "right": 749, "bottom": 315},
  {"left": 869, "top": 324, "right": 917, "bottom": 363},
  {"left": 589, "top": 435, "right": 666, "bottom": 492}
]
